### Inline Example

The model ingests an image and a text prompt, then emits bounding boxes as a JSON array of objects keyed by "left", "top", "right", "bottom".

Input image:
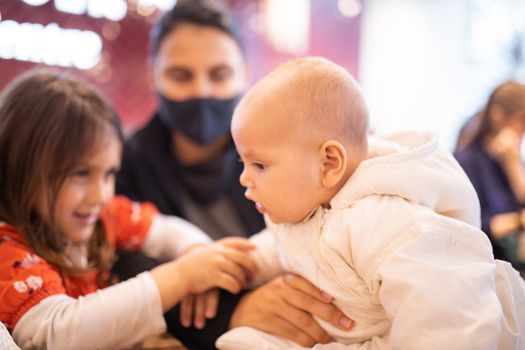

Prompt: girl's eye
[
  {"left": 72, "top": 169, "right": 89, "bottom": 178},
  {"left": 105, "top": 168, "right": 119, "bottom": 179}
]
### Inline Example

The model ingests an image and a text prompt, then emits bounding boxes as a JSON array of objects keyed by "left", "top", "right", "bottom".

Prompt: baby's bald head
[{"left": 233, "top": 57, "right": 369, "bottom": 156}]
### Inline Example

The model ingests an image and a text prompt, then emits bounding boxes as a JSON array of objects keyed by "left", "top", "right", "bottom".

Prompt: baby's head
[{"left": 232, "top": 57, "right": 369, "bottom": 224}]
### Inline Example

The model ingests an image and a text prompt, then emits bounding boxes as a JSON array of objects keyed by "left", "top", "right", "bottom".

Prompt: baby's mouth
[{"left": 255, "top": 202, "right": 267, "bottom": 214}]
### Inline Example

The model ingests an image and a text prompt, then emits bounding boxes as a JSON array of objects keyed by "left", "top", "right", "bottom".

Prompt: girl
[{"left": 0, "top": 70, "right": 256, "bottom": 349}]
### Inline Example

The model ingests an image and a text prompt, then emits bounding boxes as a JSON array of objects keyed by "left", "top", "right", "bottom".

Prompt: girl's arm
[
  {"left": 0, "top": 321, "right": 19, "bottom": 350},
  {"left": 13, "top": 272, "right": 165, "bottom": 350},
  {"left": 140, "top": 214, "right": 212, "bottom": 261},
  {"left": 14, "top": 237, "right": 257, "bottom": 350}
]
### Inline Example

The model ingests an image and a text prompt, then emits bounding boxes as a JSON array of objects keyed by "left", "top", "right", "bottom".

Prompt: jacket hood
[{"left": 330, "top": 132, "right": 481, "bottom": 227}]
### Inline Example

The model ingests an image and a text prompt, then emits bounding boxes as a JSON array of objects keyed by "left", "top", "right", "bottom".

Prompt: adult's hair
[
  {"left": 0, "top": 69, "right": 122, "bottom": 278},
  {"left": 150, "top": 0, "right": 244, "bottom": 58},
  {"left": 458, "top": 81, "right": 525, "bottom": 149}
]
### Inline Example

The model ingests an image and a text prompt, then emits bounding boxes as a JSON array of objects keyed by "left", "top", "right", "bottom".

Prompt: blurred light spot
[
  {"left": 338, "top": 0, "right": 361, "bottom": 18},
  {"left": 54, "top": 0, "right": 127, "bottom": 21},
  {"left": 139, "top": 0, "right": 177, "bottom": 11},
  {"left": 54, "top": 0, "right": 86, "bottom": 15},
  {"left": 137, "top": 4, "right": 156, "bottom": 16},
  {"left": 95, "top": 66, "right": 113, "bottom": 83},
  {"left": 263, "top": 0, "right": 310, "bottom": 55},
  {"left": 102, "top": 21, "right": 121, "bottom": 41},
  {"left": 21, "top": 0, "right": 50, "bottom": 6},
  {"left": 0, "top": 20, "right": 102, "bottom": 70},
  {"left": 87, "top": 0, "right": 127, "bottom": 21}
]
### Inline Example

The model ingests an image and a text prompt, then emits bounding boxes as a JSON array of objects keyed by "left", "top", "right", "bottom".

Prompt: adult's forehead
[{"left": 157, "top": 23, "right": 244, "bottom": 63}]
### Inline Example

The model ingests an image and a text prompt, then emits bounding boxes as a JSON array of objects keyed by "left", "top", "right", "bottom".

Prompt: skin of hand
[
  {"left": 490, "top": 212, "right": 520, "bottom": 239},
  {"left": 486, "top": 127, "right": 522, "bottom": 164},
  {"left": 179, "top": 237, "right": 257, "bottom": 328},
  {"left": 229, "top": 274, "right": 353, "bottom": 347},
  {"left": 150, "top": 239, "right": 257, "bottom": 312},
  {"left": 519, "top": 208, "right": 525, "bottom": 228},
  {"left": 180, "top": 288, "right": 219, "bottom": 329},
  {"left": 486, "top": 127, "right": 525, "bottom": 202}
]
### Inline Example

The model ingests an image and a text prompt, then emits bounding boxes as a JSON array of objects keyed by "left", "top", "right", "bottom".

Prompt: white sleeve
[
  {"left": 0, "top": 322, "right": 20, "bottom": 350},
  {"left": 248, "top": 228, "right": 283, "bottom": 287},
  {"left": 301, "top": 222, "right": 507, "bottom": 350},
  {"left": 140, "top": 214, "right": 212, "bottom": 261},
  {"left": 316, "top": 220, "right": 503, "bottom": 350},
  {"left": 372, "top": 223, "right": 503, "bottom": 350},
  {"left": 12, "top": 272, "right": 166, "bottom": 350}
]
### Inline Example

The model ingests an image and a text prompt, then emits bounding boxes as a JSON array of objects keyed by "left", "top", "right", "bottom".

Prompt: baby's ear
[{"left": 319, "top": 140, "right": 347, "bottom": 188}]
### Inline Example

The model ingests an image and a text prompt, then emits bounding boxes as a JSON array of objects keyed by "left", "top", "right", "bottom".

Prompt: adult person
[
  {"left": 455, "top": 81, "right": 525, "bottom": 269},
  {"left": 115, "top": 0, "right": 352, "bottom": 349}
]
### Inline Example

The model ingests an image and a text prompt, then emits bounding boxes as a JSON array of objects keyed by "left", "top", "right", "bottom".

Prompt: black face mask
[{"left": 158, "top": 94, "right": 238, "bottom": 145}]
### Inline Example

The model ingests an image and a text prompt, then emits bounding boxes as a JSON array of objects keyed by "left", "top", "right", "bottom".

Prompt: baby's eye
[{"left": 252, "top": 162, "right": 265, "bottom": 171}]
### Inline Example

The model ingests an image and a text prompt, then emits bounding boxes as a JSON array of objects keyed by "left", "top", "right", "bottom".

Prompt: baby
[{"left": 216, "top": 57, "right": 525, "bottom": 349}]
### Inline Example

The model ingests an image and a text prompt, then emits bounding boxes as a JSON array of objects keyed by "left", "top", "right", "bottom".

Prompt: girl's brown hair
[{"left": 0, "top": 69, "right": 123, "bottom": 280}]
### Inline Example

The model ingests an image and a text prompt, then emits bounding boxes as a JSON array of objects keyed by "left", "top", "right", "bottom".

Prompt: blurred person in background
[
  {"left": 455, "top": 81, "right": 525, "bottom": 271},
  {"left": 115, "top": 0, "right": 352, "bottom": 349}
]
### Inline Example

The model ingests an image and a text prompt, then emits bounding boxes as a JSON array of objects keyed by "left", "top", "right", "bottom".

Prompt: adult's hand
[{"left": 229, "top": 274, "right": 353, "bottom": 347}]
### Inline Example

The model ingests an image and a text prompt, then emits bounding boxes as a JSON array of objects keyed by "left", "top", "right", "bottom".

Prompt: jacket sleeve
[
  {"left": 12, "top": 272, "right": 166, "bottom": 350},
  {"left": 0, "top": 320, "right": 20, "bottom": 350},
  {"left": 141, "top": 214, "right": 212, "bottom": 261},
  {"left": 102, "top": 196, "right": 159, "bottom": 251},
  {"left": 248, "top": 227, "right": 283, "bottom": 287},
  {"left": 346, "top": 218, "right": 503, "bottom": 350}
]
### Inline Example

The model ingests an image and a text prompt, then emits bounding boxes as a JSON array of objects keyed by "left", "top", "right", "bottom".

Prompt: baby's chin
[{"left": 267, "top": 213, "right": 306, "bottom": 225}]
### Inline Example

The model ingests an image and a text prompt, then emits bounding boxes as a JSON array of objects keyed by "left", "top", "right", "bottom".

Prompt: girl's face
[{"left": 53, "top": 130, "right": 122, "bottom": 244}]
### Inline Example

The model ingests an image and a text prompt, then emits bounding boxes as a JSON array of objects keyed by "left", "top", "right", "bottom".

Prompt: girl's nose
[{"left": 87, "top": 178, "right": 113, "bottom": 206}]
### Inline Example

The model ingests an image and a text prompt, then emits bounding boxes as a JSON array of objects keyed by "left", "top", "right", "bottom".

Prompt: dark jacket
[
  {"left": 455, "top": 141, "right": 523, "bottom": 261},
  {"left": 115, "top": 113, "right": 264, "bottom": 349}
]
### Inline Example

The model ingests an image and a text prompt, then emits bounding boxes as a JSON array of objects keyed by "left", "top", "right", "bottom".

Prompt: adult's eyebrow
[
  {"left": 209, "top": 64, "right": 234, "bottom": 74},
  {"left": 164, "top": 66, "right": 192, "bottom": 75}
]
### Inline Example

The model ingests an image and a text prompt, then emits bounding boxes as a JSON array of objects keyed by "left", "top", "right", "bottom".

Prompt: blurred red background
[{"left": 0, "top": 0, "right": 362, "bottom": 134}]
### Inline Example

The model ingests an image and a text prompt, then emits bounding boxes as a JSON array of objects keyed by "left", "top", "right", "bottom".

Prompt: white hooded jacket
[{"left": 217, "top": 132, "right": 525, "bottom": 350}]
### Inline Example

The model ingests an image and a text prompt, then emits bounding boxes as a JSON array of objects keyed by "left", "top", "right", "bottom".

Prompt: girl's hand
[
  {"left": 180, "top": 288, "right": 219, "bottom": 329},
  {"left": 151, "top": 238, "right": 256, "bottom": 311}
]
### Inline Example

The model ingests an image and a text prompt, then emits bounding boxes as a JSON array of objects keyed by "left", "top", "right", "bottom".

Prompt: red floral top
[{"left": 0, "top": 196, "right": 158, "bottom": 330}]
